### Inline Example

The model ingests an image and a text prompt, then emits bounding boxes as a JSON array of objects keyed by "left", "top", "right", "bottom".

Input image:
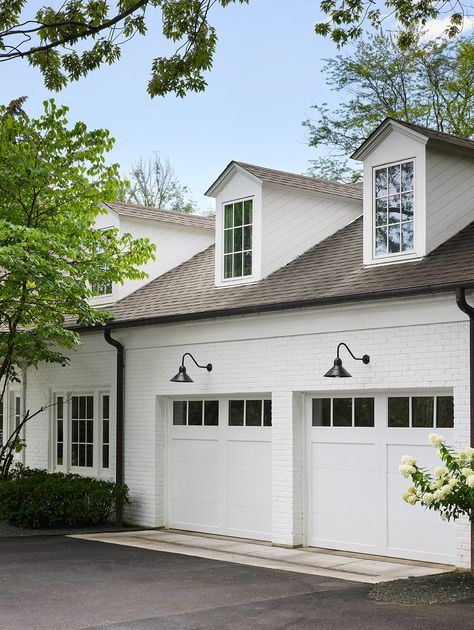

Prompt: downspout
[
  {"left": 104, "top": 327, "right": 124, "bottom": 528},
  {"left": 455, "top": 287, "right": 474, "bottom": 576}
]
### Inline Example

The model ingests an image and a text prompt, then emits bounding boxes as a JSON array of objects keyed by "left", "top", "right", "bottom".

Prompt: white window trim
[{"left": 221, "top": 196, "right": 256, "bottom": 285}]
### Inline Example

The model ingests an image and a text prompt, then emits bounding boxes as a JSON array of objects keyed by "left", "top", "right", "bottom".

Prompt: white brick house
[{"left": 5, "top": 118, "right": 474, "bottom": 569}]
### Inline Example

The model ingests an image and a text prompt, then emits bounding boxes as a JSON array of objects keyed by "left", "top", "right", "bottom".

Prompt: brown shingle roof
[
  {"left": 205, "top": 161, "right": 363, "bottom": 200},
  {"left": 104, "top": 202, "right": 215, "bottom": 229},
  {"left": 102, "top": 217, "right": 474, "bottom": 327}
]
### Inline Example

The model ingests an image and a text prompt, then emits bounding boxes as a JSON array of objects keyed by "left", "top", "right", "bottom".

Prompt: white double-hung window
[
  {"left": 223, "top": 199, "right": 253, "bottom": 279},
  {"left": 374, "top": 160, "right": 414, "bottom": 257}
]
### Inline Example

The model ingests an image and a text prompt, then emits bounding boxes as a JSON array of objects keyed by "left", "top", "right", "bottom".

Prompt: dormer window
[
  {"left": 223, "top": 198, "right": 253, "bottom": 279},
  {"left": 374, "top": 160, "right": 414, "bottom": 257}
]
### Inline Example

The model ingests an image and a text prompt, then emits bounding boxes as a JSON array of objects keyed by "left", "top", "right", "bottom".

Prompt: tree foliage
[
  {"left": 0, "top": 0, "right": 248, "bottom": 97},
  {"left": 304, "top": 31, "right": 474, "bottom": 181},
  {"left": 0, "top": 99, "right": 156, "bottom": 391},
  {"left": 315, "top": 0, "right": 472, "bottom": 48},
  {"left": 120, "top": 153, "right": 196, "bottom": 212}
]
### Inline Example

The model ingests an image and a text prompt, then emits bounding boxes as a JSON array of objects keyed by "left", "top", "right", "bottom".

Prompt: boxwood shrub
[{"left": 0, "top": 467, "right": 130, "bottom": 528}]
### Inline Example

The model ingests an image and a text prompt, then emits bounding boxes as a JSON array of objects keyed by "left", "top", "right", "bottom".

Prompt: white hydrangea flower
[
  {"left": 423, "top": 492, "right": 434, "bottom": 504},
  {"left": 458, "top": 451, "right": 468, "bottom": 461},
  {"left": 461, "top": 468, "right": 474, "bottom": 478},
  {"left": 447, "top": 477, "right": 458, "bottom": 488},
  {"left": 429, "top": 433, "right": 446, "bottom": 447},
  {"left": 466, "top": 475, "right": 474, "bottom": 488},
  {"left": 434, "top": 478, "right": 444, "bottom": 489},
  {"left": 399, "top": 464, "right": 416, "bottom": 478},
  {"left": 434, "top": 467, "right": 447, "bottom": 478},
  {"left": 465, "top": 447, "right": 474, "bottom": 457},
  {"left": 433, "top": 487, "right": 450, "bottom": 501},
  {"left": 401, "top": 455, "right": 417, "bottom": 466}
]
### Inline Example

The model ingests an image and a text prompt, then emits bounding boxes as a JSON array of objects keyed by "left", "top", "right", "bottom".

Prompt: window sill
[{"left": 365, "top": 252, "right": 424, "bottom": 267}]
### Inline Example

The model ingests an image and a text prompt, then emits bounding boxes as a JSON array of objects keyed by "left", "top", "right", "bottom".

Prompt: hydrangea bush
[{"left": 400, "top": 433, "right": 474, "bottom": 521}]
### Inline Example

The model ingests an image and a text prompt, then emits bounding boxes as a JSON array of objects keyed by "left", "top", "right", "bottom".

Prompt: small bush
[{"left": 0, "top": 467, "right": 130, "bottom": 528}]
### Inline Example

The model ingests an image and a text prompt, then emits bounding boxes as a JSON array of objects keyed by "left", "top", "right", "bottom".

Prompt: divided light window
[
  {"left": 173, "top": 400, "right": 219, "bottom": 426},
  {"left": 312, "top": 397, "right": 374, "bottom": 427},
  {"left": 71, "top": 395, "right": 94, "bottom": 467},
  {"left": 388, "top": 395, "right": 453, "bottom": 428},
  {"left": 223, "top": 199, "right": 253, "bottom": 279},
  {"left": 229, "top": 400, "right": 272, "bottom": 427},
  {"left": 374, "top": 160, "right": 414, "bottom": 257}
]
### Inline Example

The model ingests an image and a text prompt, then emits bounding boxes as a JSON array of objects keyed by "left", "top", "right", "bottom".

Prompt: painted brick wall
[{"left": 18, "top": 295, "right": 472, "bottom": 567}]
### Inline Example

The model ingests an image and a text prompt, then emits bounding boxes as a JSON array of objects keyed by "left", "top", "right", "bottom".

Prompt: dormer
[
  {"left": 206, "top": 161, "right": 362, "bottom": 286},
  {"left": 352, "top": 118, "right": 474, "bottom": 267}
]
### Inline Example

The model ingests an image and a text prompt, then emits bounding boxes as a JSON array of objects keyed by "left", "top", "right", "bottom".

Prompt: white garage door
[
  {"left": 308, "top": 393, "right": 456, "bottom": 564},
  {"left": 168, "top": 397, "right": 272, "bottom": 541}
]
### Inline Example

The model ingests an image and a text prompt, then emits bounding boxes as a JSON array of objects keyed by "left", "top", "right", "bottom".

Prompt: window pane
[
  {"left": 244, "top": 200, "right": 252, "bottom": 224},
  {"left": 388, "top": 194, "right": 401, "bottom": 224},
  {"left": 233, "top": 253, "right": 242, "bottom": 277},
  {"left": 243, "top": 252, "right": 252, "bottom": 276},
  {"left": 79, "top": 420, "right": 85, "bottom": 443},
  {"left": 224, "top": 255, "right": 233, "bottom": 279},
  {"left": 401, "top": 191, "right": 414, "bottom": 220},
  {"left": 375, "top": 227, "right": 387, "bottom": 256},
  {"left": 412, "top": 397, "right": 434, "bottom": 428},
  {"left": 79, "top": 444, "right": 86, "bottom": 467},
  {"left": 388, "top": 164, "right": 401, "bottom": 194},
  {"left": 375, "top": 168, "right": 387, "bottom": 197},
  {"left": 234, "top": 202, "right": 243, "bottom": 226},
  {"left": 86, "top": 444, "right": 93, "bottom": 467},
  {"left": 229, "top": 400, "right": 244, "bottom": 426},
  {"left": 246, "top": 400, "right": 262, "bottom": 426},
  {"left": 354, "top": 398, "right": 374, "bottom": 427},
  {"left": 103, "top": 445, "right": 109, "bottom": 469},
  {"left": 388, "top": 224, "right": 401, "bottom": 253},
  {"left": 401, "top": 161, "right": 414, "bottom": 191},
  {"left": 102, "top": 395, "right": 109, "bottom": 419},
  {"left": 388, "top": 397, "right": 409, "bottom": 427},
  {"left": 57, "top": 419, "right": 63, "bottom": 442},
  {"left": 71, "top": 445, "right": 78, "bottom": 466},
  {"left": 57, "top": 443, "right": 63, "bottom": 466},
  {"left": 224, "top": 229, "right": 233, "bottom": 254},
  {"left": 436, "top": 396, "right": 454, "bottom": 428},
  {"left": 188, "top": 401, "right": 203, "bottom": 425},
  {"left": 375, "top": 198, "right": 387, "bottom": 226},
  {"left": 233, "top": 227, "right": 242, "bottom": 252},
  {"left": 312, "top": 398, "right": 330, "bottom": 427},
  {"left": 87, "top": 396, "right": 94, "bottom": 419},
  {"left": 204, "top": 400, "right": 219, "bottom": 426},
  {"left": 86, "top": 420, "right": 93, "bottom": 442},
  {"left": 333, "top": 398, "right": 352, "bottom": 427},
  {"left": 243, "top": 226, "right": 252, "bottom": 250},
  {"left": 72, "top": 397, "right": 78, "bottom": 420},
  {"left": 401, "top": 221, "right": 414, "bottom": 251},
  {"left": 224, "top": 204, "right": 233, "bottom": 228},
  {"left": 57, "top": 397, "right": 64, "bottom": 420},
  {"left": 263, "top": 400, "right": 272, "bottom": 427},
  {"left": 72, "top": 421, "right": 79, "bottom": 442},
  {"left": 79, "top": 396, "right": 85, "bottom": 419},
  {"left": 103, "top": 419, "right": 109, "bottom": 444},
  {"left": 173, "top": 401, "right": 187, "bottom": 425}
]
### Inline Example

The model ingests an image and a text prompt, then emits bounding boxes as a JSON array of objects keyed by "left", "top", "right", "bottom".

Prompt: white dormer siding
[
  {"left": 426, "top": 146, "right": 474, "bottom": 253},
  {"left": 207, "top": 162, "right": 362, "bottom": 286},
  {"left": 90, "top": 205, "right": 215, "bottom": 305},
  {"left": 260, "top": 184, "right": 361, "bottom": 278}
]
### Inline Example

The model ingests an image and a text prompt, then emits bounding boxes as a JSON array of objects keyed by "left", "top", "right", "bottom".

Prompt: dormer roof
[
  {"left": 352, "top": 117, "right": 474, "bottom": 161},
  {"left": 205, "top": 160, "right": 363, "bottom": 200},
  {"left": 104, "top": 201, "right": 215, "bottom": 230}
]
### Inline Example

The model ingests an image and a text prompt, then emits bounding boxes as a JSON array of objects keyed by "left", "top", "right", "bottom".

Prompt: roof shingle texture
[
  {"left": 233, "top": 162, "right": 363, "bottom": 200},
  {"left": 107, "top": 217, "right": 474, "bottom": 325},
  {"left": 394, "top": 119, "right": 474, "bottom": 151},
  {"left": 104, "top": 202, "right": 215, "bottom": 229}
]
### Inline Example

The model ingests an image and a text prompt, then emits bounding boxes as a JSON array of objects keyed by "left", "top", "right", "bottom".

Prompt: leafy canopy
[
  {"left": 0, "top": 99, "right": 155, "bottom": 385},
  {"left": 0, "top": 0, "right": 248, "bottom": 97},
  {"left": 304, "top": 31, "right": 474, "bottom": 181}
]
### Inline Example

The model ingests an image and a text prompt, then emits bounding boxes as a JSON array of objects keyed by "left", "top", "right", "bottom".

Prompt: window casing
[
  {"left": 173, "top": 400, "right": 219, "bottom": 426},
  {"left": 374, "top": 160, "right": 414, "bottom": 258},
  {"left": 223, "top": 199, "right": 253, "bottom": 279},
  {"left": 388, "top": 395, "right": 453, "bottom": 428},
  {"left": 229, "top": 399, "right": 272, "bottom": 427},
  {"left": 312, "top": 397, "right": 374, "bottom": 427}
]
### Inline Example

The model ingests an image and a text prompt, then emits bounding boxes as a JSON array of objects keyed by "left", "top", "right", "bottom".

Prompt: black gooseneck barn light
[
  {"left": 324, "top": 342, "right": 370, "bottom": 378},
  {"left": 170, "top": 353, "right": 213, "bottom": 383}
]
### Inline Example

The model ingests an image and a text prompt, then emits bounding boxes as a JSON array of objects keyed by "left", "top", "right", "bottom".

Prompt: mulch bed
[
  {"left": 0, "top": 520, "right": 141, "bottom": 538},
  {"left": 369, "top": 571, "right": 474, "bottom": 605}
]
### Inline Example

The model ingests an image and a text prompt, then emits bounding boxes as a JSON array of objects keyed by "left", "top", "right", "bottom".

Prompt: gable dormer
[
  {"left": 206, "top": 161, "right": 362, "bottom": 287},
  {"left": 352, "top": 118, "right": 474, "bottom": 267}
]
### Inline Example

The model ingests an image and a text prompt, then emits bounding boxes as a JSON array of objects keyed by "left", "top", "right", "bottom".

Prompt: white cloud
[{"left": 423, "top": 15, "right": 474, "bottom": 40}]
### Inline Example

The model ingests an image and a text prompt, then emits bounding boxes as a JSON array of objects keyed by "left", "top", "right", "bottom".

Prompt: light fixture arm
[
  {"left": 336, "top": 343, "right": 370, "bottom": 365},
  {"left": 181, "top": 352, "right": 212, "bottom": 372}
]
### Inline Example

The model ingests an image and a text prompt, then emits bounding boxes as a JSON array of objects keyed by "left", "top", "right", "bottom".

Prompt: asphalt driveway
[{"left": 0, "top": 536, "right": 471, "bottom": 630}]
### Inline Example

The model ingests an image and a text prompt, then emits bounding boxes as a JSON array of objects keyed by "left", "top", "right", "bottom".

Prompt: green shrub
[{"left": 0, "top": 467, "right": 130, "bottom": 528}]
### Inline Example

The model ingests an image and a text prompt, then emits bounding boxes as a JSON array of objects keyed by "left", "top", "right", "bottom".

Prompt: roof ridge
[
  {"left": 235, "top": 161, "right": 362, "bottom": 188},
  {"left": 105, "top": 201, "right": 215, "bottom": 221}
]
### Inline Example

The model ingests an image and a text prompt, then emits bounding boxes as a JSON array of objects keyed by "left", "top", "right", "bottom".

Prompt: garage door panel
[
  {"left": 171, "top": 499, "right": 220, "bottom": 530},
  {"left": 387, "top": 443, "right": 450, "bottom": 471},
  {"left": 172, "top": 438, "right": 219, "bottom": 464},
  {"left": 228, "top": 504, "right": 271, "bottom": 539},
  {"left": 312, "top": 442, "right": 376, "bottom": 471},
  {"left": 388, "top": 518, "right": 455, "bottom": 562},
  {"left": 311, "top": 513, "right": 377, "bottom": 550},
  {"left": 171, "top": 460, "right": 219, "bottom": 503},
  {"left": 228, "top": 463, "right": 272, "bottom": 509},
  {"left": 311, "top": 469, "right": 379, "bottom": 517},
  {"left": 228, "top": 439, "right": 271, "bottom": 467}
]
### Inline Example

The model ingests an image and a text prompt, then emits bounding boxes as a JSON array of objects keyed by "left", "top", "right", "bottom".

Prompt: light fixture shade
[
  {"left": 170, "top": 366, "right": 193, "bottom": 383},
  {"left": 324, "top": 358, "right": 352, "bottom": 378}
]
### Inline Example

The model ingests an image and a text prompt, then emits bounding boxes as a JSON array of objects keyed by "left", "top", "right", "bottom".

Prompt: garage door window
[
  {"left": 388, "top": 395, "right": 453, "bottom": 428},
  {"left": 229, "top": 400, "right": 272, "bottom": 426},
  {"left": 312, "top": 397, "right": 374, "bottom": 427},
  {"left": 173, "top": 400, "right": 219, "bottom": 426}
]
